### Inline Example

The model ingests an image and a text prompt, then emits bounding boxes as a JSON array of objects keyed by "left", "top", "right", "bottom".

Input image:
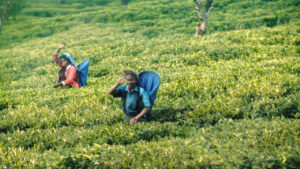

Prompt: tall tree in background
[
  {"left": 122, "top": 0, "right": 128, "bottom": 5},
  {"left": 0, "top": 0, "right": 11, "bottom": 32},
  {"left": 194, "top": 0, "right": 213, "bottom": 36},
  {"left": 0, "top": 0, "right": 23, "bottom": 32}
]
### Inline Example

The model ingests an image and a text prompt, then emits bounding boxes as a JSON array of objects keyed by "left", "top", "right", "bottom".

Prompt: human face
[
  {"left": 61, "top": 58, "right": 69, "bottom": 67},
  {"left": 126, "top": 75, "right": 136, "bottom": 89}
]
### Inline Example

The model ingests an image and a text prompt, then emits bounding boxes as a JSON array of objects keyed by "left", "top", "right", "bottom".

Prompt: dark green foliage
[
  {"left": 60, "top": 0, "right": 111, "bottom": 6},
  {"left": 1, "top": 0, "right": 300, "bottom": 48},
  {"left": 91, "top": 68, "right": 109, "bottom": 77},
  {"left": 0, "top": 0, "right": 24, "bottom": 19},
  {"left": 0, "top": 101, "right": 8, "bottom": 111}
]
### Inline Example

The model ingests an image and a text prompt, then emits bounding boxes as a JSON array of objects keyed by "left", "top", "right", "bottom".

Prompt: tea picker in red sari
[
  {"left": 53, "top": 42, "right": 92, "bottom": 88},
  {"left": 53, "top": 42, "right": 79, "bottom": 88}
]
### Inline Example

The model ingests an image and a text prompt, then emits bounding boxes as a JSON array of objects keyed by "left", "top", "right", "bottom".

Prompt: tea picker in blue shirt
[{"left": 109, "top": 70, "right": 151, "bottom": 125}]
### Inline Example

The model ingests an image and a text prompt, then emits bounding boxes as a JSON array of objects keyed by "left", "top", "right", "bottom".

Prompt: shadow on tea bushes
[
  {"left": 0, "top": 122, "right": 192, "bottom": 152},
  {"left": 150, "top": 107, "right": 193, "bottom": 123}
]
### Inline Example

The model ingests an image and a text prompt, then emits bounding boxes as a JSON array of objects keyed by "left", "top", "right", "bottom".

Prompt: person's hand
[
  {"left": 118, "top": 76, "right": 125, "bottom": 85},
  {"left": 53, "top": 83, "right": 62, "bottom": 88},
  {"left": 129, "top": 117, "right": 138, "bottom": 125},
  {"left": 57, "top": 42, "right": 65, "bottom": 50}
]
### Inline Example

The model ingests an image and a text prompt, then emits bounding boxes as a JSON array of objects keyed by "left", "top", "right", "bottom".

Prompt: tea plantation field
[{"left": 0, "top": 0, "right": 299, "bottom": 168}]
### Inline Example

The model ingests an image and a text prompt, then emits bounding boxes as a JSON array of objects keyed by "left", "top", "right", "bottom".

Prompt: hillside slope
[{"left": 0, "top": 0, "right": 299, "bottom": 168}]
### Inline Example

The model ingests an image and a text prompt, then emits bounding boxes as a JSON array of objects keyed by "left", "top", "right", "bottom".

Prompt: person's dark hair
[
  {"left": 123, "top": 70, "right": 140, "bottom": 85},
  {"left": 60, "top": 56, "right": 70, "bottom": 64},
  {"left": 58, "top": 67, "right": 66, "bottom": 83}
]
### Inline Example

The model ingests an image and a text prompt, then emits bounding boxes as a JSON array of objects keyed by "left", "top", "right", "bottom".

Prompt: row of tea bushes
[
  {"left": 0, "top": 122, "right": 191, "bottom": 151},
  {"left": 1, "top": 118, "right": 298, "bottom": 168}
]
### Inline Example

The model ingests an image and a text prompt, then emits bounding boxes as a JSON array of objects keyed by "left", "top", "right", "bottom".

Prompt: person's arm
[
  {"left": 53, "top": 42, "right": 65, "bottom": 67},
  {"left": 130, "top": 90, "right": 151, "bottom": 125},
  {"left": 53, "top": 66, "right": 76, "bottom": 88},
  {"left": 53, "top": 83, "right": 63, "bottom": 88},
  {"left": 130, "top": 107, "right": 150, "bottom": 125},
  {"left": 109, "top": 77, "right": 125, "bottom": 95},
  {"left": 62, "top": 66, "right": 76, "bottom": 86}
]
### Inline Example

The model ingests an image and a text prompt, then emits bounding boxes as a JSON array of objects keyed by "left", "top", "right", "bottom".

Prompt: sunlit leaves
[{"left": 0, "top": 0, "right": 299, "bottom": 168}]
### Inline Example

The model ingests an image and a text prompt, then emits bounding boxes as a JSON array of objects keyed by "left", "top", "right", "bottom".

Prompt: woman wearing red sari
[{"left": 53, "top": 43, "right": 79, "bottom": 88}]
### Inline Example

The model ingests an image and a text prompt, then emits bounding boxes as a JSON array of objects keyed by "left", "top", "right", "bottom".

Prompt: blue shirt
[{"left": 113, "top": 85, "right": 151, "bottom": 115}]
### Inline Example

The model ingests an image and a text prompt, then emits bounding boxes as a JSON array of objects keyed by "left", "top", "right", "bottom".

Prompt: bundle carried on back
[
  {"left": 138, "top": 71, "right": 161, "bottom": 120},
  {"left": 138, "top": 71, "right": 161, "bottom": 106},
  {"left": 77, "top": 59, "right": 89, "bottom": 87},
  {"left": 59, "top": 53, "right": 90, "bottom": 87}
]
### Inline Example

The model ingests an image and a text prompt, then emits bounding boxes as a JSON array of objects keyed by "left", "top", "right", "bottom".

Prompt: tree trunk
[
  {"left": 195, "top": 16, "right": 208, "bottom": 36},
  {"left": 194, "top": 0, "right": 213, "bottom": 36},
  {"left": 0, "top": 17, "right": 2, "bottom": 32},
  {"left": 0, "top": 0, "right": 11, "bottom": 32}
]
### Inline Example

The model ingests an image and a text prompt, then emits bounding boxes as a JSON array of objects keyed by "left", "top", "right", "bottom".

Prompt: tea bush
[
  {"left": 58, "top": 118, "right": 299, "bottom": 169},
  {"left": 1, "top": 118, "right": 298, "bottom": 168}
]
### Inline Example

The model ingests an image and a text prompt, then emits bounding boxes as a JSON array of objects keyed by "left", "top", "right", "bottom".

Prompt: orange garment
[{"left": 53, "top": 53, "right": 79, "bottom": 88}]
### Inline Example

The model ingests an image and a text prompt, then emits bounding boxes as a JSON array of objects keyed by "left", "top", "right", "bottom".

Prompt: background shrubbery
[
  {"left": 0, "top": 0, "right": 299, "bottom": 168},
  {"left": 1, "top": 0, "right": 299, "bottom": 48}
]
